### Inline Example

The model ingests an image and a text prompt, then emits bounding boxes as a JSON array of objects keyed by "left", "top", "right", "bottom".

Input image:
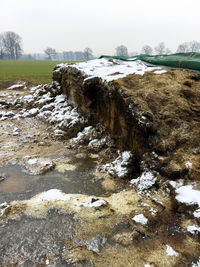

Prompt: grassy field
[{"left": 0, "top": 60, "right": 73, "bottom": 86}]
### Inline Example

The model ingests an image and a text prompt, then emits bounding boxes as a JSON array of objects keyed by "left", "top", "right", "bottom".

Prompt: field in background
[{"left": 0, "top": 60, "right": 74, "bottom": 86}]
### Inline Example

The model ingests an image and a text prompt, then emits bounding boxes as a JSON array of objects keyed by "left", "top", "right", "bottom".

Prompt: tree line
[{"left": 1, "top": 31, "right": 200, "bottom": 61}]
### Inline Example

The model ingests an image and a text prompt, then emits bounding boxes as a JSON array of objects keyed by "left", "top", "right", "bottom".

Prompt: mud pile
[{"left": 53, "top": 59, "right": 200, "bottom": 181}]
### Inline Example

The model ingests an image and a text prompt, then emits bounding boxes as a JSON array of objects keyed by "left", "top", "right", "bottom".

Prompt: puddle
[{"left": 0, "top": 152, "right": 116, "bottom": 203}]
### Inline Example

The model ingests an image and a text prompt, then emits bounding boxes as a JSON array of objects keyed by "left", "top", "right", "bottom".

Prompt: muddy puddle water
[{"left": 0, "top": 152, "right": 114, "bottom": 204}]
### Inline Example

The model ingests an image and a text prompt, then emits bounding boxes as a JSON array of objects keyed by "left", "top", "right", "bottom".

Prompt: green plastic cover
[{"left": 100, "top": 53, "right": 200, "bottom": 72}]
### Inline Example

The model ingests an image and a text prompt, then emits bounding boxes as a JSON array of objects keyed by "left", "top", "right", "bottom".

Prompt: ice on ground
[
  {"left": 187, "top": 225, "right": 200, "bottom": 234},
  {"left": 101, "top": 151, "right": 132, "bottom": 178},
  {"left": 175, "top": 185, "right": 200, "bottom": 218},
  {"left": 166, "top": 245, "right": 179, "bottom": 257},
  {"left": 132, "top": 214, "right": 148, "bottom": 225},
  {"left": 74, "top": 199, "right": 107, "bottom": 208},
  {"left": 130, "top": 171, "right": 157, "bottom": 193},
  {"left": 35, "top": 189, "right": 71, "bottom": 202},
  {"left": 55, "top": 58, "right": 164, "bottom": 82}
]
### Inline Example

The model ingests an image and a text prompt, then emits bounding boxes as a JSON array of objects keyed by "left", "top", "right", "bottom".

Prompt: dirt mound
[{"left": 53, "top": 63, "right": 200, "bottom": 180}]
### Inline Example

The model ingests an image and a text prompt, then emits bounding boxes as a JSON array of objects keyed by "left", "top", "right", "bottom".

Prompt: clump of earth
[{"left": 0, "top": 58, "right": 200, "bottom": 266}]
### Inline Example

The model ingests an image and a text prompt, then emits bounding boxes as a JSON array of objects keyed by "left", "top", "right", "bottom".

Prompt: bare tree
[
  {"left": 141, "top": 45, "right": 153, "bottom": 55},
  {"left": 176, "top": 41, "right": 200, "bottom": 53},
  {"left": 84, "top": 48, "right": 93, "bottom": 60},
  {"left": 189, "top": 41, "right": 200, "bottom": 52},
  {"left": 0, "top": 34, "right": 4, "bottom": 59},
  {"left": 1, "top": 31, "right": 23, "bottom": 59},
  {"left": 44, "top": 47, "right": 57, "bottom": 60},
  {"left": 165, "top": 48, "right": 172, "bottom": 55},
  {"left": 115, "top": 45, "right": 128, "bottom": 57},
  {"left": 154, "top": 42, "right": 166, "bottom": 55},
  {"left": 176, "top": 42, "right": 190, "bottom": 53}
]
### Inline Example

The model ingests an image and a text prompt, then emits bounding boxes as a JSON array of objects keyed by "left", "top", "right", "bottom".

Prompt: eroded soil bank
[{"left": 0, "top": 58, "right": 200, "bottom": 266}]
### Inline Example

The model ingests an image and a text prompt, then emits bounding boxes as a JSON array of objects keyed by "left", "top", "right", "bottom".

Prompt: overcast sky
[{"left": 1, "top": 0, "right": 200, "bottom": 55}]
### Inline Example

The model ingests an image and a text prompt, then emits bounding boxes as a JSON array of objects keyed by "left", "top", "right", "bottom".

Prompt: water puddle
[{"left": 0, "top": 152, "right": 121, "bottom": 204}]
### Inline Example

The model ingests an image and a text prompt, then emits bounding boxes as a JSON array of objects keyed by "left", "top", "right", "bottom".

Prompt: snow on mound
[
  {"left": 175, "top": 185, "right": 200, "bottom": 218},
  {"left": 132, "top": 214, "right": 148, "bottom": 225},
  {"left": 165, "top": 245, "right": 179, "bottom": 257},
  {"left": 56, "top": 58, "right": 164, "bottom": 82},
  {"left": 35, "top": 189, "right": 71, "bottom": 202}
]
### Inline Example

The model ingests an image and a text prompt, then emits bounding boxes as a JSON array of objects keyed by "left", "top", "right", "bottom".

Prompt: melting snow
[
  {"left": 132, "top": 214, "right": 148, "bottom": 225},
  {"left": 102, "top": 151, "right": 132, "bottom": 178},
  {"left": 55, "top": 58, "right": 164, "bottom": 82},
  {"left": 35, "top": 189, "right": 71, "bottom": 202},
  {"left": 130, "top": 171, "right": 157, "bottom": 193},
  {"left": 74, "top": 199, "right": 107, "bottom": 208},
  {"left": 187, "top": 225, "right": 200, "bottom": 234},
  {"left": 166, "top": 245, "right": 179, "bottom": 257},
  {"left": 175, "top": 185, "right": 200, "bottom": 218}
]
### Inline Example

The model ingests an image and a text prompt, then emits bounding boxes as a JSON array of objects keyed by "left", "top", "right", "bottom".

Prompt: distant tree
[
  {"left": 84, "top": 48, "right": 93, "bottom": 60},
  {"left": 1, "top": 31, "right": 23, "bottom": 59},
  {"left": 129, "top": 51, "right": 139, "bottom": 57},
  {"left": 0, "top": 34, "right": 4, "bottom": 59},
  {"left": 165, "top": 48, "right": 172, "bottom": 55},
  {"left": 116, "top": 45, "right": 128, "bottom": 57},
  {"left": 176, "top": 42, "right": 190, "bottom": 53},
  {"left": 141, "top": 45, "right": 153, "bottom": 55},
  {"left": 176, "top": 41, "right": 200, "bottom": 53},
  {"left": 154, "top": 42, "right": 166, "bottom": 55},
  {"left": 189, "top": 40, "right": 200, "bottom": 52},
  {"left": 44, "top": 47, "right": 57, "bottom": 60}
]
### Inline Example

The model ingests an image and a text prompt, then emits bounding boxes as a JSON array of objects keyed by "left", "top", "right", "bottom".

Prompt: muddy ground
[{"left": 0, "top": 74, "right": 199, "bottom": 267}]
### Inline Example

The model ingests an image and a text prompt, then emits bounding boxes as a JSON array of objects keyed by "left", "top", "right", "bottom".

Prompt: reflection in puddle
[{"left": 0, "top": 165, "right": 37, "bottom": 193}]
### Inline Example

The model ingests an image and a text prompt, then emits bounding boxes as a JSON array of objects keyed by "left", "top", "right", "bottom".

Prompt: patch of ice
[
  {"left": 187, "top": 224, "right": 200, "bottom": 234},
  {"left": 35, "top": 189, "right": 71, "bottom": 202},
  {"left": 130, "top": 171, "right": 157, "bottom": 193},
  {"left": 132, "top": 214, "right": 148, "bottom": 225},
  {"left": 166, "top": 245, "right": 179, "bottom": 257}
]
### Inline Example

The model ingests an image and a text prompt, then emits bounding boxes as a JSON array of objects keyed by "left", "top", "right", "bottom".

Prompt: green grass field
[{"left": 0, "top": 60, "right": 73, "bottom": 85}]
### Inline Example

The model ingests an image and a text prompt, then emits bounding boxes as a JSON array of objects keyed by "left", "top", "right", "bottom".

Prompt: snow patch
[
  {"left": 74, "top": 198, "right": 107, "bottom": 208},
  {"left": 130, "top": 171, "right": 157, "bottom": 193},
  {"left": 132, "top": 214, "right": 148, "bottom": 225},
  {"left": 101, "top": 151, "right": 132, "bottom": 178},
  {"left": 166, "top": 245, "right": 179, "bottom": 257},
  {"left": 35, "top": 189, "right": 71, "bottom": 202},
  {"left": 55, "top": 58, "right": 164, "bottom": 82},
  {"left": 187, "top": 225, "right": 200, "bottom": 234}
]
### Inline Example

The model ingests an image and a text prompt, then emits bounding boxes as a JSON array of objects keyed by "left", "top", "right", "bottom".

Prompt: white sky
[{"left": 1, "top": 0, "right": 200, "bottom": 55}]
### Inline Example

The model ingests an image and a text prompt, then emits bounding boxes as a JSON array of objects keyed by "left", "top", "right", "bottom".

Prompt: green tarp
[{"left": 100, "top": 53, "right": 200, "bottom": 72}]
